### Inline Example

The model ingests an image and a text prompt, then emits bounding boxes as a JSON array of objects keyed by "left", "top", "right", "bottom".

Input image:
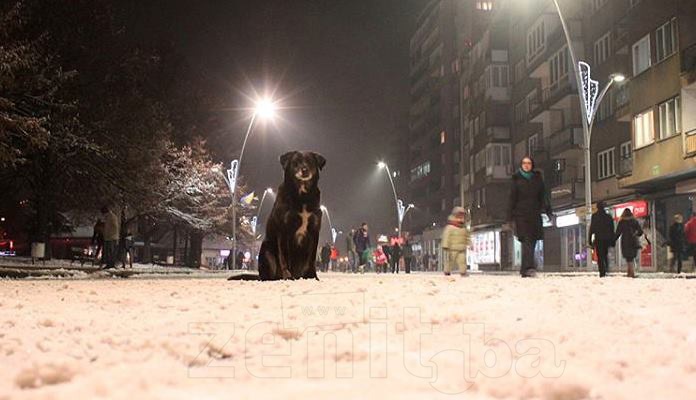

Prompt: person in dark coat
[
  {"left": 402, "top": 239, "right": 413, "bottom": 274},
  {"left": 320, "top": 242, "right": 331, "bottom": 273},
  {"left": 353, "top": 223, "right": 371, "bottom": 269},
  {"left": 668, "top": 214, "right": 686, "bottom": 274},
  {"left": 614, "top": 208, "right": 643, "bottom": 278},
  {"left": 390, "top": 242, "right": 402, "bottom": 274},
  {"left": 588, "top": 201, "right": 615, "bottom": 277},
  {"left": 507, "top": 156, "right": 553, "bottom": 277}
]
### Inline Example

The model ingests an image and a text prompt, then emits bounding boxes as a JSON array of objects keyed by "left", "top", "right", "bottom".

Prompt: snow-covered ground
[{"left": 1, "top": 273, "right": 695, "bottom": 399}]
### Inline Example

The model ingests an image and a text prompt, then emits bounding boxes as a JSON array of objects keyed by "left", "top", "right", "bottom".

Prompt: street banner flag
[{"left": 240, "top": 191, "right": 255, "bottom": 206}]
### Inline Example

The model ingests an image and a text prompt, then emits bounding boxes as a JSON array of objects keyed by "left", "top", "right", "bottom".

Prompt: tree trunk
[
  {"left": 183, "top": 230, "right": 189, "bottom": 267},
  {"left": 189, "top": 231, "right": 203, "bottom": 268},
  {"left": 172, "top": 225, "right": 178, "bottom": 265}
]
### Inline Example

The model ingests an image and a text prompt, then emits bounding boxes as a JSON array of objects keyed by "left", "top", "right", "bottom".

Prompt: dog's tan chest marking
[{"left": 295, "top": 206, "right": 312, "bottom": 244}]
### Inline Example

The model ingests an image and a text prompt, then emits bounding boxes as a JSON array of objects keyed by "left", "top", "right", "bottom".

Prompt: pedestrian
[
  {"left": 320, "top": 242, "right": 331, "bottom": 273},
  {"left": 441, "top": 207, "right": 471, "bottom": 277},
  {"left": 374, "top": 245, "right": 388, "bottom": 273},
  {"left": 614, "top": 208, "right": 643, "bottom": 278},
  {"left": 235, "top": 251, "right": 244, "bottom": 269},
  {"left": 684, "top": 213, "right": 696, "bottom": 268},
  {"left": 402, "top": 239, "right": 413, "bottom": 274},
  {"left": 667, "top": 214, "right": 686, "bottom": 274},
  {"left": 354, "top": 223, "right": 371, "bottom": 271},
  {"left": 390, "top": 241, "right": 402, "bottom": 274},
  {"left": 122, "top": 231, "right": 135, "bottom": 269},
  {"left": 101, "top": 205, "right": 120, "bottom": 269},
  {"left": 330, "top": 244, "right": 339, "bottom": 271},
  {"left": 588, "top": 201, "right": 615, "bottom": 277},
  {"left": 346, "top": 229, "right": 357, "bottom": 272},
  {"left": 91, "top": 218, "right": 105, "bottom": 266},
  {"left": 507, "top": 156, "right": 553, "bottom": 277}
]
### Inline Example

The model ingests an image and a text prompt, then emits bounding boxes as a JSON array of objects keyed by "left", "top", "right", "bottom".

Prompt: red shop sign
[{"left": 613, "top": 200, "right": 649, "bottom": 220}]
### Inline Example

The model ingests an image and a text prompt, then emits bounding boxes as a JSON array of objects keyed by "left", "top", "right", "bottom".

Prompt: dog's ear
[
  {"left": 280, "top": 151, "right": 296, "bottom": 170},
  {"left": 312, "top": 152, "right": 326, "bottom": 171}
]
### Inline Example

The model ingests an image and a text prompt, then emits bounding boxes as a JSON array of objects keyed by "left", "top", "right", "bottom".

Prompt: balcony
[
  {"left": 548, "top": 127, "right": 583, "bottom": 155},
  {"left": 486, "top": 127, "right": 511, "bottom": 141},
  {"left": 485, "top": 165, "right": 513, "bottom": 180},
  {"left": 542, "top": 77, "right": 572, "bottom": 104}
]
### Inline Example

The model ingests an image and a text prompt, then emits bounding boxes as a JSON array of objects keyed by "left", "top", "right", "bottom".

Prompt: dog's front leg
[{"left": 277, "top": 238, "right": 292, "bottom": 280}]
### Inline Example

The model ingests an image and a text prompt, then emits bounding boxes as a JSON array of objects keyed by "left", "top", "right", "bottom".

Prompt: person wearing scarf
[
  {"left": 442, "top": 207, "right": 471, "bottom": 276},
  {"left": 507, "top": 156, "right": 553, "bottom": 277}
]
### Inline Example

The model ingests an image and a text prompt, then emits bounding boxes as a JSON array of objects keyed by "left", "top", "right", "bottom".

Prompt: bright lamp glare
[
  {"left": 612, "top": 74, "right": 626, "bottom": 83},
  {"left": 377, "top": 162, "right": 386, "bottom": 169},
  {"left": 266, "top": 188, "right": 273, "bottom": 194},
  {"left": 255, "top": 99, "right": 276, "bottom": 119}
]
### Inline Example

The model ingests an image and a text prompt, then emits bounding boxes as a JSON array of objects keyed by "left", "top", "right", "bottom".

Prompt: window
[
  {"left": 514, "top": 99, "right": 528, "bottom": 122},
  {"left": 476, "top": 1, "right": 494, "bottom": 11},
  {"left": 485, "top": 143, "right": 512, "bottom": 168},
  {"left": 632, "top": 34, "right": 651, "bottom": 75},
  {"left": 527, "top": 20, "right": 545, "bottom": 62},
  {"left": 440, "top": 130, "right": 447, "bottom": 144},
  {"left": 658, "top": 96, "right": 681, "bottom": 139},
  {"left": 550, "top": 46, "right": 569, "bottom": 88},
  {"left": 597, "top": 148, "right": 615, "bottom": 179},
  {"left": 633, "top": 109, "right": 654, "bottom": 149},
  {"left": 488, "top": 65, "right": 509, "bottom": 88},
  {"left": 597, "top": 90, "right": 613, "bottom": 121},
  {"left": 620, "top": 141, "right": 632, "bottom": 160},
  {"left": 410, "top": 161, "right": 431, "bottom": 182},
  {"left": 515, "top": 59, "right": 525, "bottom": 83},
  {"left": 594, "top": 32, "right": 611, "bottom": 65},
  {"left": 656, "top": 18, "right": 678, "bottom": 63}
]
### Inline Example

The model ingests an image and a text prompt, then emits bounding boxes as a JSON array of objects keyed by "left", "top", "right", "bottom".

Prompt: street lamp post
[
  {"left": 228, "top": 99, "right": 276, "bottom": 270},
  {"left": 551, "top": 0, "right": 625, "bottom": 270},
  {"left": 250, "top": 188, "right": 273, "bottom": 269},
  {"left": 378, "top": 162, "right": 413, "bottom": 238},
  {"left": 319, "top": 205, "right": 336, "bottom": 243}
]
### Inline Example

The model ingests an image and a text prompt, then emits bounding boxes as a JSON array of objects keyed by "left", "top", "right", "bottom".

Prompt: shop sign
[{"left": 613, "top": 200, "right": 648, "bottom": 220}]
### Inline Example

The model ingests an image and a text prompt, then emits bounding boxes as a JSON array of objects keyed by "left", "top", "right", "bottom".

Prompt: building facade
[{"left": 409, "top": 0, "right": 696, "bottom": 272}]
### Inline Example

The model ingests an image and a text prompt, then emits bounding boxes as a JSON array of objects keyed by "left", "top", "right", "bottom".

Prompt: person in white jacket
[
  {"left": 101, "top": 205, "right": 120, "bottom": 269},
  {"left": 441, "top": 207, "right": 471, "bottom": 276}
]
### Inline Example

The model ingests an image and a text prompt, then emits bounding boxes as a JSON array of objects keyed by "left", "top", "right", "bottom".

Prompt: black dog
[{"left": 229, "top": 151, "right": 325, "bottom": 281}]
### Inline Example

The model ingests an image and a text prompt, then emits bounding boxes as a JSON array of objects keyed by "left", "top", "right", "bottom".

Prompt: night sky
[{"left": 129, "top": 0, "right": 423, "bottom": 246}]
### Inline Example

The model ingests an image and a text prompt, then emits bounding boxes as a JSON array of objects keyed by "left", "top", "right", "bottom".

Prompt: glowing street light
[
  {"left": 227, "top": 97, "right": 278, "bottom": 270},
  {"left": 378, "top": 161, "right": 413, "bottom": 238},
  {"left": 319, "top": 205, "right": 337, "bottom": 243}
]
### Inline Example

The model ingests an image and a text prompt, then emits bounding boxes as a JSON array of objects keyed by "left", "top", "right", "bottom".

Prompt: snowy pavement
[{"left": 1, "top": 273, "right": 695, "bottom": 399}]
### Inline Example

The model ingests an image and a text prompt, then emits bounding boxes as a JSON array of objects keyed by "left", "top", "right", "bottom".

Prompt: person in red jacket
[{"left": 684, "top": 214, "right": 696, "bottom": 268}]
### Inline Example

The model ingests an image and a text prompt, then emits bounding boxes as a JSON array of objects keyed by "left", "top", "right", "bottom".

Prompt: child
[
  {"left": 442, "top": 207, "right": 471, "bottom": 277},
  {"left": 374, "top": 245, "right": 388, "bottom": 274}
]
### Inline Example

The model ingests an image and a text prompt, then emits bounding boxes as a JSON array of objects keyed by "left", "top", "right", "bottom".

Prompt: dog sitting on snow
[{"left": 229, "top": 151, "right": 325, "bottom": 281}]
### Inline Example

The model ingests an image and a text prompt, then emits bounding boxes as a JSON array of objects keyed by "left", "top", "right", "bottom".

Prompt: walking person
[
  {"left": 320, "top": 242, "right": 331, "bottom": 273},
  {"left": 101, "top": 206, "right": 120, "bottom": 270},
  {"left": 667, "top": 214, "right": 686, "bottom": 274},
  {"left": 91, "top": 218, "right": 105, "bottom": 266},
  {"left": 588, "top": 201, "right": 615, "bottom": 278},
  {"left": 330, "top": 244, "right": 339, "bottom": 271},
  {"left": 402, "top": 239, "right": 413, "bottom": 274},
  {"left": 615, "top": 208, "right": 643, "bottom": 278},
  {"left": 390, "top": 241, "right": 402, "bottom": 274},
  {"left": 684, "top": 214, "right": 696, "bottom": 269},
  {"left": 346, "top": 229, "right": 357, "bottom": 273},
  {"left": 374, "top": 245, "right": 388, "bottom": 273},
  {"left": 441, "top": 207, "right": 471, "bottom": 277},
  {"left": 354, "top": 223, "right": 371, "bottom": 272},
  {"left": 507, "top": 156, "right": 553, "bottom": 277}
]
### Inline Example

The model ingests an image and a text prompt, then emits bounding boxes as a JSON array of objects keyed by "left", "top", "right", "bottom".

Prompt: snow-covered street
[{"left": 1, "top": 273, "right": 695, "bottom": 399}]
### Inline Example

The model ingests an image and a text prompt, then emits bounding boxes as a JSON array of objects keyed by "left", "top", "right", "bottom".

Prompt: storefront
[
  {"left": 469, "top": 229, "right": 501, "bottom": 271},
  {"left": 610, "top": 200, "right": 653, "bottom": 271}
]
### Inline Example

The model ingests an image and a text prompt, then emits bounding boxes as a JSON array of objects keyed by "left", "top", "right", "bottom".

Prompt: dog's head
[{"left": 280, "top": 151, "right": 326, "bottom": 194}]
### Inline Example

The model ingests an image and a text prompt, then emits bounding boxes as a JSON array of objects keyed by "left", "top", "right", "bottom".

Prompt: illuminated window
[
  {"left": 633, "top": 109, "right": 654, "bottom": 149},
  {"left": 440, "top": 131, "right": 446, "bottom": 144},
  {"left": 656, "top": 18, "right": 678, "bottom": 63},
  {"left": 476, "top": 1, "right": 493, "bottom": 11},
  {"left": 632, "top": 34, "right": 651, "bottom": 75}
]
